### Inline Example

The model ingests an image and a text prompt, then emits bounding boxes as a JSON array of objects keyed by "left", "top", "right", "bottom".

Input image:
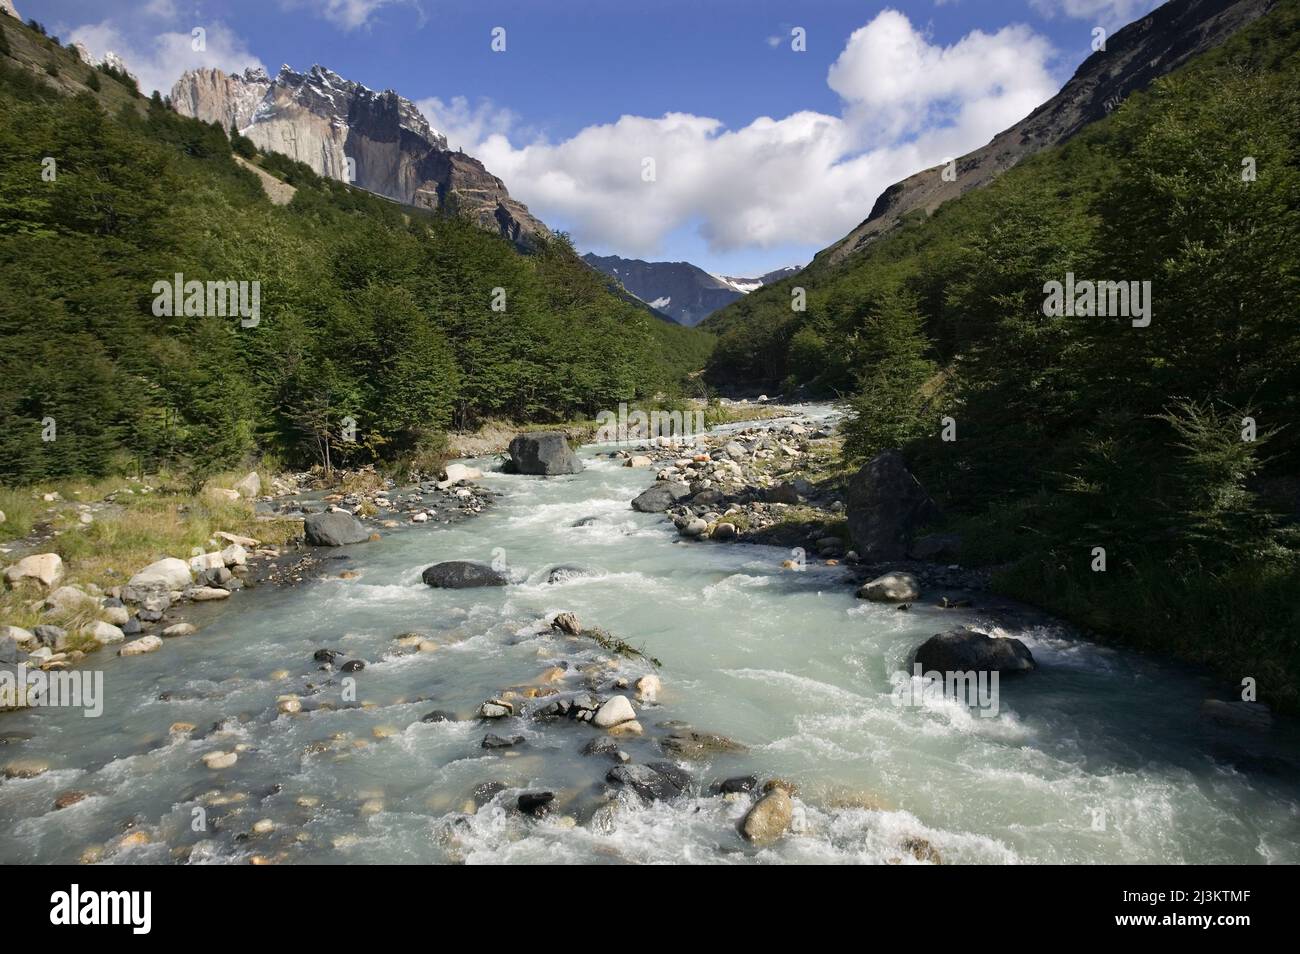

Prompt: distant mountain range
[{"left": 582, "top": 254, "right": 801, "bottom": 326}]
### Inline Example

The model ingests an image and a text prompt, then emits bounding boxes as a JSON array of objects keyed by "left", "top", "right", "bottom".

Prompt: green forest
[
  {"left": 0, "top": 15, "right": 711, "bottom": 485},
  {"left": 705, "top": 1, "right": 1300, "bottom": 707}
]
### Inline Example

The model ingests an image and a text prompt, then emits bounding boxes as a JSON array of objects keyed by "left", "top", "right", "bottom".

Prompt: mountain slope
[
  {"left": 819, "top": 0, "right": 1275, "bottom": 267},
  {"left": 0, "top": 15, "right": 712, "bottom": 485},
  {"left": 583, "top": 254, "right": 800, "bottom": 326},
  {"left": 172, "top": 64, "right": 549, "bottom": 248}
]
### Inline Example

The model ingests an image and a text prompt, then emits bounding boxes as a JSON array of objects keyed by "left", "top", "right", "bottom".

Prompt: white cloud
[
  {"left": 451, "top": 9, "right": 1059, "bottom": 257},
  {"left": 1029, "top": 0, "right": 1164, "bottom": 26},
  {"left": 69, "top": 21, "right": 264, "bottom": 96},
  {"left": 417, "top": 96, "right": 520, "bottom": 153},
  {"left": 279, "top": 0, "right": 423, "bottom": 31}
]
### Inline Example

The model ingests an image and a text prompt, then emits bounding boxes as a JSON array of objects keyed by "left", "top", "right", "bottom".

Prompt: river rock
[
  {"left": 220, "top": 544, "right": 247, "bottom": 567},
  {"left": 551, "top": 612, "right": 582, "bottom": 635},
  {"left": 162, "top": 623, "right": 197, "bottom": 637},
  {"left": 711, "top": 521, "right": 738, "bottom": 540},
  {"left": 421, "top": 561, "right": 508, "bottom": 588},
  {"left": 43, "top": 585, "right": 98, "bottom": 615},
  {"left": 631, "top": 482, "right": 690, "bottom": 513},
  {"left": 914, "top": 627, "right": 1036, "bottom": 673},
  {"left": 660, "top": 728, "right": 746, "bottom": 759},
  {"left": 3, "top": 757, "right": 50, "bottom": 779},
  {"left": 479, "top": 698, "right": 514, "bottom": 719},
  {"left": 202, "top": 751, "right": 237, "bottom": 770},
  {"left": 32, "top": 624, "right": 65, "bottom": 648},
  {"left": 119, "top": 636, "right": 162, "bottom": 656},
  {"left": 605, "top": 762, "right": 690, "bottom": 801},
  {"left": 188, "top": 586, "right": 230, "bottom": 601},
  {"left": 482, "top": 733, "right": 525, "bottom": 749},
  {"left": 766, "top": 482, "right": 802, "bottom": 505},
  {"left": 858, "top": 572, "right": 920, "bottom": 603},
  {"left": 634, "top": 674, "right": 661, "bottom": 704},
  {"left": 625, "top": 455, "right": 653, "bottom": 468},
  {"left": 546, "top": 565, "right": 593, "bottom": 584},
  {"left": 517, "top": 791, "right": 555, "bottom": 816},
  {"left": 304, "top": 512, "right": 369, "bottom": 547},
  {"left": 593, "top": 695, "right": 637, "bottom": 728},
  {"left": 0, "top": 626, "right": 36, "bottom": 650},
  {"left": 102, "top": 605, "right": 130, "bottom": 626},
  {"left": 4, "top": 553, "right": 65, "bottom": 588},
  {"left": 421, "top": 709, "right": 457, "bottom": 723},
  {"left": 129, "top": 558, "right": 192, "bottom": 590},
  {"left": 741, "top": 788, "right": 793, "bottom": 845},
  {"left": 845, "top": 450, "right": 941, "bottom": 561},
  {"left": 677, "top": 517, "right": 707, "bottom": 537},
  {"left": 506, "top": 432, "right": 583, "bottom": 475},
  {"left": 85, "top": 621, "right": 124, "bottom": 646}
]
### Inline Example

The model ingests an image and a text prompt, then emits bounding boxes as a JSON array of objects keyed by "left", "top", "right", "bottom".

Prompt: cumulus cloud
[
  {"left": 445, "top": 9, "right": 1059, "bottom": 257},
  {"left": 69, "top": 21, "right": 264, "bottom": 96},
  {"left": 280, "top": 0, "right": 423, "bottom": 31}
]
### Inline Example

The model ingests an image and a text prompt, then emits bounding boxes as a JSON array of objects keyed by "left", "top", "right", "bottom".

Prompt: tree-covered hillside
[
  {"left": 0, "top": 15, "right": 711, "bottom": 484},
  {"left": 705, "top": 0, "right": 1300, "bottom": 707}
]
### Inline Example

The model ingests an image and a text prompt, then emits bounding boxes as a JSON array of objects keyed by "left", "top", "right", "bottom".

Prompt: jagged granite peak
[
  {"left": 818, "top": 0, "right": 1276, "bottom": 266},
  {"left": 583, "top": 254, "right": 803, "bottom": 326},
  {"left": 171, "top": 63, "right": 549, "bottom": 248}
]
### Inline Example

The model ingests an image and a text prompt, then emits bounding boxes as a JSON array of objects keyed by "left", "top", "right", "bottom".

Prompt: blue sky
[{"left": 26, "top": 0, "right": 1162, "bottom": 275}]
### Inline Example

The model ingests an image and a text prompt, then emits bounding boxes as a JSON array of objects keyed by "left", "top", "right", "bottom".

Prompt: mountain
[
  {"left": 582, "top": 254, "right": 801, "bottom": 326},
  {"left": 171, "top": 64, "right": 548, "bottom": 248},
  {"left": 818, "top": 0, "right": 1275, "bottom": 266}
]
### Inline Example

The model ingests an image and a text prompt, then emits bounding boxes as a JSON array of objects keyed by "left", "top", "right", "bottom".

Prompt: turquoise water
[{"left": 2, "top": 407, "right": 1298, "bottom": 864}]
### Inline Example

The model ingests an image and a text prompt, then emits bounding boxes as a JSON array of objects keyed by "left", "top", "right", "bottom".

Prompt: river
[{"left": 2, "top": 406, "right": 1298, "bottom": 864}]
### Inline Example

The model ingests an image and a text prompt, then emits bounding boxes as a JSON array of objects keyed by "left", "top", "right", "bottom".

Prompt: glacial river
[{"left": 2, "top": 407, "right": 1298, "bottom": 864}]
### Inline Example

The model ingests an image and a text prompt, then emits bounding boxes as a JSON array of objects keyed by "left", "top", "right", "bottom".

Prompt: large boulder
[
  {"left": 913, "top": 627, "right": 1036, "bottom": 673},
  {"left": 506, "top": 432, "right": 583, "bottom": 475},
  {"left": 421, "top": 561, "right": 509, "bottom": 589},
  {"left": 631, "top": 482, "right": 691, "bottom": 513},
  {"left": 845, "top": 450, "right": 940, "bottom": 561},
  {"left": 3, "top": 553, "right": 65, "bottom": 589},
  {"left": 438, "top": 463, "right": 483, "bottom": 488},
  {"left": 304, "top": 511, "right": 369, "bottom": 547},
  {"left": 128, "top": 558, "right": 192, "bottom": 591}
]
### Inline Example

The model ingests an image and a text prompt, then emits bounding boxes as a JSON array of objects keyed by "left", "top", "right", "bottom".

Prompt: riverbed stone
[
  {"left": 85, "top": 621, "right": 124, "bottom": 646},
  {"left": 660, "top": 728, "right": 746, "bottom": 759},
  {"left": 162, "top": 623, "right": 197, "bottom": 638},
  {"left": 120, "top": 636, "right": 162, "bottom": 656},
  {"left": 593, "top": 695, "right": 637, "bottom": 728},
  {"left": 634, "top": 674, "right": 661, "bottom": 704},
  {"left": 479, "top": 698, "right": 514, "bottom": 719},
  {"left": 421, "top": 561, "right": 508, "bottom": 588},
  {"left": 202, "top": 751, "right": 237, "bottom": 770},
  {"left": 741, "top": 788, "right": 793, "bottom": 845},
  {"left": 438, "top": 463, "right": 484, "bottom": 488},
  {"left": 304, "top": 511, "right": 369, "bottom": 547},
  {"left": 517, "top": 791, "right": 555, "bottom": 816},
  {"left": 3, "top": 757, "right": 50, "bottom": 779},
  {"left": 605, "top": 762, "right": 690, "bottom": 801},
  {"left": 858, "top": 572, "right": 921, "bottom": 603},
  {"left": 4, "top": 553, "right": 65, "bottom": 589},
  {"left": 913, "top": 627, "right": 1036, "bottom": 673},
  {"left": 677, "top": 517, "right": 708, "bottom": 537},
  {"left": 129, "top": 558, "right": 192, "bottom": 591},
  {"left": 631, "top": 482, "right": 690, "bottom": 513},
  {"left": 506, "top": 432, "right": 583, "bottom": 475},
  {"left": 189, "top": 586, "right": 231, "bottom": 601}
]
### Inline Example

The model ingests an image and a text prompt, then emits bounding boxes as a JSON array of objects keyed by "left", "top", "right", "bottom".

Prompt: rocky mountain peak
[{"left": 171, "top": 62, "right": 547, "bottom": 247}]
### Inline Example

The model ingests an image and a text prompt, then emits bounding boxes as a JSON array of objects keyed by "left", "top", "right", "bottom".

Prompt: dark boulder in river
[
  {"left": 631, "top": 482, "right": 691, "bottom": 513},
  {"left": 845, "top": 450, "right": 940, "bottom": 561},
  {"left": 913, "top": 627, "right": 1036, "bottom": 673},
  {"left": 304, "top": 511, "right": 369, "bottom": 547},
  {"left": 421, "top": 560, "right": 509, "bottom": 588},
  {"left": 505, "top": 432, "right": 583, "bottom": 475}
]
